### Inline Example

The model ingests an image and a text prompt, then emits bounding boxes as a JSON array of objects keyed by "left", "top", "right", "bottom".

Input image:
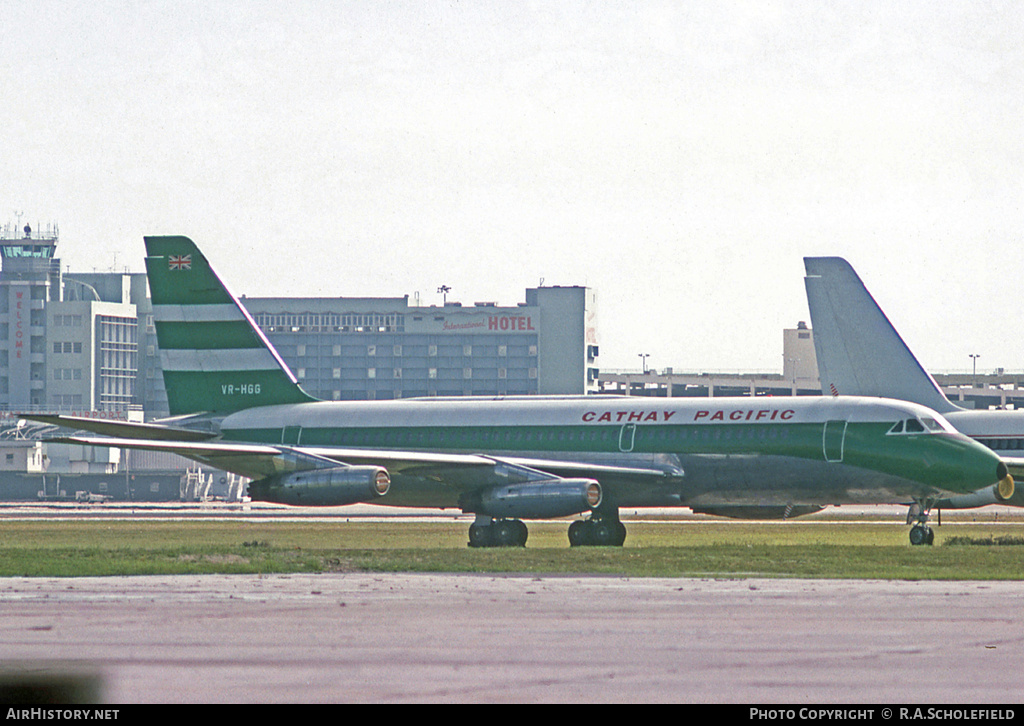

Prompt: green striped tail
[{"left": 144, "top": 235, "right": 317, "bottom": 415}]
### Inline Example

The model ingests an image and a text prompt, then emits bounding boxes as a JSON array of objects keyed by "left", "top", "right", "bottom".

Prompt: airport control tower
[
  {"left": 0, "top": 222, "right": 61, "bottom": 407},
  {"left": 0, "top": 222, "right": 145, "bottom": 412},
  {"left": 0, "top": 222, "right": 61, "bottom": 288}
]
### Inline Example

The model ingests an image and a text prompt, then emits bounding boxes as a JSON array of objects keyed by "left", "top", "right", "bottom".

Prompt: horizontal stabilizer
[
  {"left": 22, "top": 414, "right": 216, "bottom": 442},
  {"left": 52, "top": 435, "right": 291, "bottom": 480}
]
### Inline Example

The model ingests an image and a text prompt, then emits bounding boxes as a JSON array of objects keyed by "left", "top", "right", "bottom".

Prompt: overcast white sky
[{"left": 3, "top": 1, "right": 1022, "bottom": 373}]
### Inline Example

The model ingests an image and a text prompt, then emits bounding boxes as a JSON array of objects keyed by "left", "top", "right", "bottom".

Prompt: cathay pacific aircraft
[
  {"left": 805, "top": 256, "right": 1024, "bottom": 517},
  {"left": 26, "top": 239, "right": 1013, "bottom": 547}
]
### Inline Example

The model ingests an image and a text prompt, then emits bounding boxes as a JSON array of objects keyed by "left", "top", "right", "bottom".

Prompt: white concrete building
[{"left": 241, "top": 285, "right": 599, "bottom": 400}]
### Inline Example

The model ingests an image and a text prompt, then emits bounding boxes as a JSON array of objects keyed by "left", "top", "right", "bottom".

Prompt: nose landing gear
[
  {"left": 907, "top": 500, "right": 936, "bottom": 546},
  {"left": 908, "top": 523, "right": 935, "bottom": 546}
]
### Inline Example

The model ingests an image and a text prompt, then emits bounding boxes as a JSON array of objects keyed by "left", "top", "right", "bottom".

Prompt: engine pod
[
  {"left": 250, "top": 466, "right": 390, "bottom": 506},
  {"left": 467, "top": 478, "right": 602, "bottom": 519}
]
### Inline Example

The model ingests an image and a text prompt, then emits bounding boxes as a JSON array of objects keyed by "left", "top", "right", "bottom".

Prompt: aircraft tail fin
[
  {"left": 145, "top": 235, "right": 317, "bottom": 416},
  {"left": 803, "top": 257, "right": 959, "bottom": 414}
]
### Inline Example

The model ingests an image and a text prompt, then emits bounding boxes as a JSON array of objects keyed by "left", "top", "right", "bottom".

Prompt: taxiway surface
[{"left": 1, "top": 573, "right": 1021, "bottom": 703}]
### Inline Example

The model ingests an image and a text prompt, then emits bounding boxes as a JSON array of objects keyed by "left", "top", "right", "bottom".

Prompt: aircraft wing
[
  {"left": 294, "top": 447, "right": 677, "bottom": 479},
  {"left": 52, "top": 435, "right": 679, "bottom": 497}
]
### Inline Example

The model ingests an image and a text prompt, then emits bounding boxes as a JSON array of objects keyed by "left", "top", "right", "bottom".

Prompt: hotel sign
[{"left": 432, "top": 313, "right": 538, "bottom": 335}]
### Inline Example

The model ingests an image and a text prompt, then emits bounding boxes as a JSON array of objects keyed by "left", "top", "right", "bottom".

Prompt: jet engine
[
  {"left": 248, "top": 466, "right": 390, "bottom": 506},
  {"left": 462, "top": 479, "right": 602, "bottom": 519}
]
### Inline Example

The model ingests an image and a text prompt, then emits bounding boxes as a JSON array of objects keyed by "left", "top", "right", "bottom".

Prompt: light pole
[
  {"left": 639, "top": 353, "right": 650, "bottom": 374},
  {"left": 969, "top": 354, "right": 980, "bottom": 388}
]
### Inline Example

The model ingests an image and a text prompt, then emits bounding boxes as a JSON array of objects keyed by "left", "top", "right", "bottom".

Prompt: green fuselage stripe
[
  {"left": 227, "top": 422, "right": 826, "bottom": 453},
  {"left": 154, "top": 320, "right": 266, "bottom": 350}
]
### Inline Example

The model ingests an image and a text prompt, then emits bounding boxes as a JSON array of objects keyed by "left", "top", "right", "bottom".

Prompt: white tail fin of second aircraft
[{"left": 803, "top": 257, "right": 960, "bottom": 414}]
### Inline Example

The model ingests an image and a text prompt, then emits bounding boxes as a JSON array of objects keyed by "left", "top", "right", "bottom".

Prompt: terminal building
[{"left": 242, "top": 285, "right": 600, "bottom": 400}]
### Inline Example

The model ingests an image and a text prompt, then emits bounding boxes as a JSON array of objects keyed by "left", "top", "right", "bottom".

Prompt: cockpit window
[{"left": 887, "top": 417, "right": 947, "bottom": 435}]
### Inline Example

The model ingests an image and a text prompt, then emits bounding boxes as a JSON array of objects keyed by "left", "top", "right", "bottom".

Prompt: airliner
[
  {"left": 27, "top": 239, "right": 1013, "bottom": 547},
  {"left": 805, "top": 257, "right": 1024, "bottom": 530}
]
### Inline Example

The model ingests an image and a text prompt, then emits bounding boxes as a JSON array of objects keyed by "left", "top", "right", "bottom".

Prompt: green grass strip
[{"left": 2, "top": 520, "right": 1024, "bottom": 579}]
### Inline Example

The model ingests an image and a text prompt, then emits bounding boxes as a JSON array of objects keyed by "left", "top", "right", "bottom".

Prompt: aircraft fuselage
[{"left": 218, "top": 395, "right": 1003, "bottom": 511}]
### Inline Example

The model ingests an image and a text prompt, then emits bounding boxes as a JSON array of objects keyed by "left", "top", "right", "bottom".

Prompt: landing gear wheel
[
  {"left": 568, "top": 519, "right": 588, "bottom": 547},
  {"left": 614, "top": 521, "right": 627, "bottom": 547},
  {"left": 907, "top": 499, "right": 937, "bottom": 547},
  {"left": 493, "top": 519, "right": 527, "bottom": 547},
  {"left": 468, "top": 518, "right": 528, "bottom": 548},
  {"left": 468, "top": 523, "right": 492, "bottom": 548},
  {"left": 909, "top": 524, "right": 934, "bottom": 546},
  {"left": 591, "top": 520, "right": 615, "bottom": 546},
  {"left": 567, "top": 514, "right": 627, "bottom": 547},
  {"left": 493, "top": 519, "right": 516, "bottom": 546},
  {"left": 513, "top": 519, "right": 528, "bottom": 547}
]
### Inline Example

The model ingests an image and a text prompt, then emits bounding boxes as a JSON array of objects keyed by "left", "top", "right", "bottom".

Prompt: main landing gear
[
  {"left": 466, "top": 510, "right": 629, "bottom": 548},
  {"left": 468, "top": 515, "right": 529, "bottom": 548},
  {"left": 568, "top": 511, "right": 627, "bottom": 547},
  {"left": 907, "top": 500, "right": 935, "bottom": 546}
]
